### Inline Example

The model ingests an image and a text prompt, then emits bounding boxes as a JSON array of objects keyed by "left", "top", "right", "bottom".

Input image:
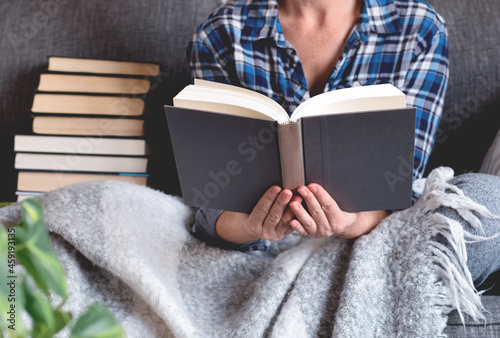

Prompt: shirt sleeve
[
  {"left": 401, "top": 18, "right": 449, "bottom": 180},
  {"left": 186, "top": 26, "right": 270, "bottom": 252},
  {"left": 191, "top": 207, "right": 271, "bottom": 251},
  {"left": 186, "top": 21, "right": 239, "bottom": 85}
]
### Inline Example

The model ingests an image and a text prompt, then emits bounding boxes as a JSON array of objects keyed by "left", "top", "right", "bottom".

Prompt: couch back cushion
[
  {"left": 426, "top": 0, "right": 500, "bottom": 174},
  {"left": 1, "top": 0, "right": 499, "bottom": 200},
  {"left": 0, "top": 0, "right": 223, "bottom": 199}
]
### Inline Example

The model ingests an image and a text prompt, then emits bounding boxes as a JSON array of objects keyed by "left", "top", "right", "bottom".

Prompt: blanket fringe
[{"left": 417, "top": 167, "right": 500, "bottom": 325}]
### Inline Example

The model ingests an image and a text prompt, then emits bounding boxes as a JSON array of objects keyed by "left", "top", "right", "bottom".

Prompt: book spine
[{"left": 278, "top": 121, "right": 305, "bottom": 191}]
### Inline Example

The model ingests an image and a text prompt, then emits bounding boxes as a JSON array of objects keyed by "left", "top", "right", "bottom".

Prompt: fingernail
[
  {"left": 271, "top": 186, "right": 280, "bottom": 195},
  {"left": 308, "top": 184, "right": 317, "bottom": 193},
  {"left": 291, "top": 203, "right": 299, "bottom": 212},
  {"left": 282, "top": 191, "right": 291, "bottom": 201},
  {"left": 298, "top": 188, "right": 307, "bottom": 197}
]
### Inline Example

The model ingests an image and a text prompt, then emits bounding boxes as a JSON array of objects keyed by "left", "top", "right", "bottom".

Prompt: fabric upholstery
[
  {"left": 426, "top": 0, "right": 500, "bottom": 173},
  {"left": 0, "top": 0, "right": 223, "bottom": 200},
  {"left": 480, "top": 128, "right": 500, "bottom": 176}
]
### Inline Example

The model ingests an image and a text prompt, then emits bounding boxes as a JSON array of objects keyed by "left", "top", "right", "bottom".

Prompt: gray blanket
[{"left": 0, "top": 167, "right": 492, "bottom": 337}]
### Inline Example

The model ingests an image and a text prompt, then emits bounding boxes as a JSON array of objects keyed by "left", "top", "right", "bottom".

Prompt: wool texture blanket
[{"left": 0, "top": 167, "right": 494, "bottom": 337}]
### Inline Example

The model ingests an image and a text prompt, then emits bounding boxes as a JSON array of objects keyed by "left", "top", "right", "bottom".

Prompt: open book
[{"left": 165, "top": 80, "right": 416, "bottom": 213}]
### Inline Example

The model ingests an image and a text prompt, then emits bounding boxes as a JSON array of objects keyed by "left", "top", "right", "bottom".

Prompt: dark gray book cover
[
  {"left": 302, "top": 108, "right": 416, "bottom": 212},
  {"left": 165, "top": 106, "right": 281, "bottom": 213},
  {"left": 165, "top": 106, "right": 415, "bottom": 213}
]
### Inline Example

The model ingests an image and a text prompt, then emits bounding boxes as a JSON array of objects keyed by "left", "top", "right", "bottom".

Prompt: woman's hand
[
  {"left": 216, "top": 186, "right": 303, "bottom": 244},
  {"left": 289, "top": 183, "right": 388, "bottom": 239}
]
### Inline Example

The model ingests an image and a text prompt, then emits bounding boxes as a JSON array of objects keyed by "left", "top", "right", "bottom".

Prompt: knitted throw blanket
[{"left": 0, "top": 167, "right": 492, "bottom": 337}]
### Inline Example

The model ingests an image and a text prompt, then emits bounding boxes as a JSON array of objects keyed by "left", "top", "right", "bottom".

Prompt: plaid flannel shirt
[{"left": 188, "top": 0, "right": 449, "bottom": 251}]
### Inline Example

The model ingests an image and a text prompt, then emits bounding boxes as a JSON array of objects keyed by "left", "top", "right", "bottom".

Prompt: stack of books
[{"left": 14, "top": 56, "right": 160, "bottom": 200}]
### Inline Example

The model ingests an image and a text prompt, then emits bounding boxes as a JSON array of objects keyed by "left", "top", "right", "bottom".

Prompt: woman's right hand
[{"left": 215, "top": 186, "right": 302, "bottom": 244}]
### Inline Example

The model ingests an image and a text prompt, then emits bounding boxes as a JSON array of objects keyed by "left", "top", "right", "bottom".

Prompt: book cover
[
  {"left": 166, "top": 108, "right": 282, "bottom": 213},
  {"left": 165, "top": 106, "right": 416, "bottom": 213}
]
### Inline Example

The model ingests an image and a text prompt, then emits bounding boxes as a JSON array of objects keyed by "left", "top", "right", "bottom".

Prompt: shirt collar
[
  {"left": 362, "top": 0, "right": 403, "bottom": 34},
  {"left": 240, "top": 0, "right": 285, "bottom": 46},
  {"left": 240, "top": 0, "right": 403, "bottom": 45}
]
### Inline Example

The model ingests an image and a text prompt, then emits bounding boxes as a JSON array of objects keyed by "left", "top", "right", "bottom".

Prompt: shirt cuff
[{"left": 191, "top": 207, "right": 270, "bottom": 252}]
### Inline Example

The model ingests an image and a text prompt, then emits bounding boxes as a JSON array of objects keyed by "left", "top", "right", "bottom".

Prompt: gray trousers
[{"left": 440, "top": 173, "right": 500, "bottom": 289}]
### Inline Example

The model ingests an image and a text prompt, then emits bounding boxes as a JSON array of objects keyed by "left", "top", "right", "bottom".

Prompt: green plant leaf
[
  {"left": 14, "top": 227, "right": 50, "bottom": 295},
  {"left": 31, "top": 322, "right": 52, "bottom": 338},
  {"left": 31, "top": 310, "right": 71, "bottom": 338},
  {"left": 53, "top": 309, "right": 72, "bottom": 334},
  {"left": 22, "top": 276, "right": 55, "bottom": 332},
  {"left": 13, "top": 275, "right": 28, "bottom": 338},
  {"left": 20, "top": 199, "right": 43, "bottom": 231},
  {"left": 0, "top": 227, "right": 28, "bottom": 337},
  {"left": 71, "top": 304, "right": 125, "bottom": 338},
  {"left": 15, "top": 199, "right": 67, "bottom": 299}
]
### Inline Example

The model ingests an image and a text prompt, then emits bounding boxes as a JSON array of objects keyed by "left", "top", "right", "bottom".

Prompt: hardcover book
[
  {"left": 47, "top": 56, "right": 160, "bottom": 76},
  {"left": 15, "top": 153, "right": 148, "bottom": 173},
  {"left": 17, "top": 171, "right": 147, "bottom": 192},
  {"left": 166, "top": 80, "right": 416, "bottom": 213},
  {"left": 31, "top": 93, "right": 145, "bottom": 116},
  {"left": 32, "top": 116, "right": 144, "bottom": 137},
  {"left": 12, "top": 56, "right": 160, "bottom": 197},
  {"left": 37, "top": 73, "right": 151, "bottom": 94},
  {"left": 14, "top": 135, "right": 148, "bottom": 156}
]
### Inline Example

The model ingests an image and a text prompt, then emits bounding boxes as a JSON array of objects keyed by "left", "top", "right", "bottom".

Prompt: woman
[{"left": 187, "top": 0, "right": 499, "bottom": 288}]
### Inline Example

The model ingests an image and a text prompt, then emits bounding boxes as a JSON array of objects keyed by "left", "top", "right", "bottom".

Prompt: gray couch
[{"left": 0, "top": 0, "right": 498, "bottom": 336}]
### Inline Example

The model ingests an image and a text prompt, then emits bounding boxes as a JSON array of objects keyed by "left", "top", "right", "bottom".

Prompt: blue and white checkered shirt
[{"left": 188, "top": 0, "right": 449, "bottom": 251}]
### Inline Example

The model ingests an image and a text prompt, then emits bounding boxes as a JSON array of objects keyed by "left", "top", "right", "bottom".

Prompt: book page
[
  {"left": 195, "top": 79, "right": 287, "bottom": 116},
  {"left": 290, "top": 84, "right": 406, "bottom": 122},
  {"left": 174, "top": 80, "right": 290, "bottom": 123},
  {"left": 174, "top": 97, "right": 275, "bottom": 121}
]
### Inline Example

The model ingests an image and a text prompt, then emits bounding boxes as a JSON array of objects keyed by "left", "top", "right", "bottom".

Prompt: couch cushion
[
  {"left": 0, "top": 0, "right": 224, "bottom": 200},
  {"left": 426, "top": 0, "right": 500, "bottom": 174},
  {"left": 480, "top": 127, "right": 500, "bottom": 176}
]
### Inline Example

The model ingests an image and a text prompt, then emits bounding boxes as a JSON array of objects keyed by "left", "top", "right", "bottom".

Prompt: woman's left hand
[{"left": 289, "top": 183, "right": 388, "bottom": 239}]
